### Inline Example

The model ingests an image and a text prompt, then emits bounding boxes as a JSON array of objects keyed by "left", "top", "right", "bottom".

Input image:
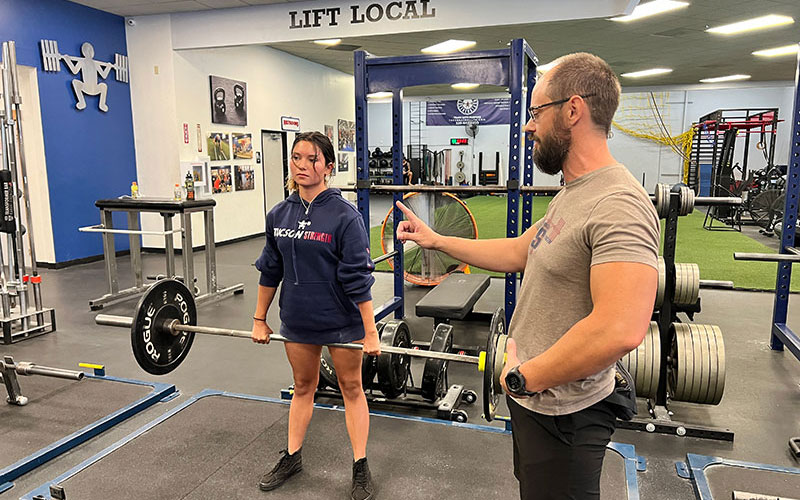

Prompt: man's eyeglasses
[{"left": 528, "top": 93, "right": 596, "bottom": 122}]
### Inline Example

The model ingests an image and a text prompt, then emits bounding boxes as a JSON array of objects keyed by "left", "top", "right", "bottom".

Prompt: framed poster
[{"left": 209, "top": 75, "right": 247, "bottom": 126}]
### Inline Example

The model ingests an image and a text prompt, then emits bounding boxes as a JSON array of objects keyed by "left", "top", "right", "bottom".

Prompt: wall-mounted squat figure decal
[{"left": 39, "top": 40, "right": 129, "bottom": 113}]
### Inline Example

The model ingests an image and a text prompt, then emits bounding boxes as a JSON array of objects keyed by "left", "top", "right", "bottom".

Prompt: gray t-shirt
[{"left": 510, "top": 164, "right": 660, "bottom": 415}]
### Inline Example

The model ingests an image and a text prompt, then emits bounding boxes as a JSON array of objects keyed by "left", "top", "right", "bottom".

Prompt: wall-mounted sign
[
  {"left": 289, "top": 0, "right": 436, "bottom": 29},
  {"left": 39, "top": 40, "right": 129, "bottom": 112},
  {"left": 281, "top": 116, "right": 300, "bottom": 132},
  {"left": 426, "top": 98, "right": 511, "bottom": 126},
  {"left": 183, "top": 123, "right": 189, "bottom": 144},
  {"left": 450, "top": 138, "right": 469, "bottom": 145}
]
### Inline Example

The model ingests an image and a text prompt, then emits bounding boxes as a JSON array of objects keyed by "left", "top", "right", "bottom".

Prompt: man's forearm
[
  {"left": 436, "top": 236, "right": 526, "bottom": 273},
  {"left": 519, "top": 314, "right": 643, "bottom": 393}
]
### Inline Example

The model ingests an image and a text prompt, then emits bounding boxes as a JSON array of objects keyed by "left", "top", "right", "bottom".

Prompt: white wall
[{"left": 127, "top": 16, "right": 354, "bottom": 249}]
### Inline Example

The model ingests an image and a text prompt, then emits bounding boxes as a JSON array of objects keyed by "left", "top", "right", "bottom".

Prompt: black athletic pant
[{"left": 506, "top": 396, "right": 616, "bottom": 500}]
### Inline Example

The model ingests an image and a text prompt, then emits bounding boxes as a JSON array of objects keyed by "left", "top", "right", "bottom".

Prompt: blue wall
[{"left": 0, "top": 0, "right": 136, "bottom": 262}]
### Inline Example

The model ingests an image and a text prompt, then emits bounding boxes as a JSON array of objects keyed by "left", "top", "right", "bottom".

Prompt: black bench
[{"left": 415, "top": 273, "right": 491, "bottom": 353}]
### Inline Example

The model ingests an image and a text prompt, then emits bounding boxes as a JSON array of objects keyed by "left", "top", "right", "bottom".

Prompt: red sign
[
  {"left": 281, "top": 116, "right": 301, "bottom": 132},
  {"left": 183, "top": 123, "right": 189, "bottom": 144}
]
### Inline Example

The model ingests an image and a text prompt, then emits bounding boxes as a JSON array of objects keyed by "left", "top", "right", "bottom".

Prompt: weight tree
[{"left": 353, "top": 38, "right": 539, "bottom": 326}]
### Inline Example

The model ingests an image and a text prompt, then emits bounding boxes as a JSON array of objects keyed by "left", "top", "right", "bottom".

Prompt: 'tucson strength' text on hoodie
[{"left": 254, "top": 188, "right": 375, "bottom": 343}]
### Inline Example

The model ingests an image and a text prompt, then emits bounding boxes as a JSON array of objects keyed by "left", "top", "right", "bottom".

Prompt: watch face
[{"left": 507, "top": 373, "right": 522, "bottom": 392}]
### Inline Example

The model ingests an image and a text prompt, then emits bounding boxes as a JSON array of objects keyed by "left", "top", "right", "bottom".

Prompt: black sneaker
[
  {"left": 351, "top": 457, "right": 375, "bottom": 500},
  {"left": 259, "top": 449, "right": 302, "bottom": 491}
]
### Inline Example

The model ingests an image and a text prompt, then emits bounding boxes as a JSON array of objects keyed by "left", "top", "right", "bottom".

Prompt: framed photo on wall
[
  {"left": 211, "top": 165, "right": 232, "bottom": 193},
  {"left": 337, "top": 153, "right": 350, "bottom": 173},
  {"left": 207, "top": 132, "right": 230, "bottom": 161},
  {"left": 232, "top": 133, "right": 253, "bottom": 159},
  {"left": 209, "top": 75, "right": 247, "bottom": 126},
  {"left": 337, "top": 119, "right": 355, "bottom": 152},
  {"left": 234, "top": 165, "right": 255, "bottom": 191}
]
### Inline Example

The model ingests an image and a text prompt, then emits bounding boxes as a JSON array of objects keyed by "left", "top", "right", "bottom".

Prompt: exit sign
[{"left": 450, "top": 138, "right": 469, "bottom": 145}]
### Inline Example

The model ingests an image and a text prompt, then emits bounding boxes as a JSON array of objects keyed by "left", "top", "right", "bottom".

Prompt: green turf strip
[{"left": 369, "top": 195, "right": 793, "bottom": 291}]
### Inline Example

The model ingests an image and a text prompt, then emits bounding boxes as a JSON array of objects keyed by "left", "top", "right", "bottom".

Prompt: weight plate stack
[
  {"left": 421, "top": 323, "right": 454, "bottom": 401},
  {"left": 620, "top": 321, "right": 661, "bottom": 399},
  {"left": 674, "top": 263, "right": 700, "bottom": 306},
  {"left": 669, "top": 323, "right": 726, "bottom": 405},
  {"left": 654, "top": 183, "right": 671, "bottom": 219},
  {"left": 377, "top": 320, "right": 412, "bottom": 399}
]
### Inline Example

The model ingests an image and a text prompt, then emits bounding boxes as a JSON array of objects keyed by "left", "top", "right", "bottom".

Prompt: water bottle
[{"left": 173, "top": 183, "right": 182, "bottom": 201}]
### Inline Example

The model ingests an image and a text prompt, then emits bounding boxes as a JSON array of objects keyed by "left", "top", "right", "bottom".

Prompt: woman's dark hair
[{"left": 286, "top": 131, "right": 336, "bottom": 191}]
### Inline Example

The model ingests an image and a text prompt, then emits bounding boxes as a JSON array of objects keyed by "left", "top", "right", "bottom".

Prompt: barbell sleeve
[
  {"left": 14, "top": 361, "right": 84, "bottom": 381},
  {"left": 95, "top": 313, "right": 481, "bottom": 366},
  {"left": 733, "top": 252, "right": 800, "bottom": 262}
]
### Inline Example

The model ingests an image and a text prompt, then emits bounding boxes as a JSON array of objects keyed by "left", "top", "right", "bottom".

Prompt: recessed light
[
  {"left": 421, "top": 40, "right": 476, "bottom": 55},
  {"left": 699, "top": 74, "right": 751, "bottom": 83},
  {"left": 707, "top": 15, "right": 794, "bottom": 35},
  {"left": 313, "top": 39, "right": 341, "bottom": 46},
  {"left": 621, "top": 68, "right": 673, "bottom": 78},
  {"left": 610, "top": 0, "right": 689, "bottom": 22},
  {"left": 451, "top": 83, "right": 480, "bottom": 90},
  {"left": 367, "top": 91, "right": 393, "bottom": 99},
  {"left": 752, "top": 44, "right": 799, "bottom": 57}
]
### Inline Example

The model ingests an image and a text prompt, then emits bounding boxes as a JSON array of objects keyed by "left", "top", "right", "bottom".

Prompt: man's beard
[{"left": 532, "top": 119, "right": 571, "bottom": 176}]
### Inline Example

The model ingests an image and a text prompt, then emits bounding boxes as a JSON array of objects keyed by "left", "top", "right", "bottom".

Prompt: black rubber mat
[
  {"left": 51, "top": 395, "right": 631, "bottom": 500},
  {"left": 1, "top": 376, "right": 152, "bottom": 470},
  {"left": 706, "top": 465, "right": 800, "bottom": 499}
]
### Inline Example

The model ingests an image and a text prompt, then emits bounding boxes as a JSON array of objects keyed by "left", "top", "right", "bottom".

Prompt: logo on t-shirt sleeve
[{"left": 530, "top": 216, "right": 565, "bottom": 250}]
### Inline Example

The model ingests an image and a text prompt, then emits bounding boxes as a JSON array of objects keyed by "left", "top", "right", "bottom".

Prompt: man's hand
[
  {"left": 395, "top": 201, "right": 441, "bottom": 249},
  {"left": 251, "top": 320, "right": 273, "bottom": 344},
  {"left": 362, "top": 329, "right": 381, "bottom": 356},
  {"left": 499, "top": 338, "right": 525, "bottom": 398}
]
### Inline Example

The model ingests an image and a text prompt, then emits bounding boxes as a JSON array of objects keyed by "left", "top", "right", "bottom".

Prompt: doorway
[{"left": 260, "top": 130, "right": 288, "bottom": 214}]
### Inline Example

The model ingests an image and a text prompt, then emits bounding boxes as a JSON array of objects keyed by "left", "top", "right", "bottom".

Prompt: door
[{"left": 261, "top": 130, "right": 288, "bottom": 213}]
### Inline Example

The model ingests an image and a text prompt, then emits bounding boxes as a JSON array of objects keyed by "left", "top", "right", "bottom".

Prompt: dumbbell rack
[{"left": 617, "top": 186, "right": 734, "bottom": 441}]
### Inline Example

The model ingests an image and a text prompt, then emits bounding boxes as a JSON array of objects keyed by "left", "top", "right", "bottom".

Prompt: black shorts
[{"left": 506, "top": 396, "right": 616, "bottom": 500}]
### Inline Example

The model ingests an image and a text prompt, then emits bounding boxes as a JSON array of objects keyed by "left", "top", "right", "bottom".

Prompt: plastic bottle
[
  {"left": 185, "top": 172, "right": 195, "bottom": 201},
  {"left": 173, "top": 183, "right": 182, "bottom": 201},
  {"left": 131, "top": 181, "right": 139, "bottom": 199}
]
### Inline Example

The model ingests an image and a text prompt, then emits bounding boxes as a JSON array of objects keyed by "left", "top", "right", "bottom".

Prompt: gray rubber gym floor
[
  {"left": 20, "top": 393, "right": 631, "bottom": 499},
  {"left": 1, "top": 376, "right": 152, "bottom": 474},
  {"left": 1, "top": 233, "right": 800, "bottom": 499}
]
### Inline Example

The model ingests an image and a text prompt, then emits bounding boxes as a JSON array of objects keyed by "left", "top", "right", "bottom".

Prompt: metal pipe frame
[
  {"left": 769, "top": 47, "right": 800, "bottom": 360},
  {"left": 354, "top": 39, "right": 538, "bottom": 322}
]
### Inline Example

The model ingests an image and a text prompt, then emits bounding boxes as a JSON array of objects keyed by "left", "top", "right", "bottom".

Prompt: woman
[{"left": 252, "top": 131, "right": 379, "bottom": 500}]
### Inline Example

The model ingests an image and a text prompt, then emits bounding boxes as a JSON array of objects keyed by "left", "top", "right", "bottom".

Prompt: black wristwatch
[{"left": 505, "top": 365, "right": 539, "bottom": 397}]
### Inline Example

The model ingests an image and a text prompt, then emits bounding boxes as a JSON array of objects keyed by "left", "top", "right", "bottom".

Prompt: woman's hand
[
  {"left": 362, "top": 328, "right": 381, "bottom": 356},
  {"left": 251, "top": 319, "right": 273, "bottom": 344}
]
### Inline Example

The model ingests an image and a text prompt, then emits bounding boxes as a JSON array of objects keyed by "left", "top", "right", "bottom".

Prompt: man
[{"left": 395, "top": 53, "right": 659, "bottom": 499}]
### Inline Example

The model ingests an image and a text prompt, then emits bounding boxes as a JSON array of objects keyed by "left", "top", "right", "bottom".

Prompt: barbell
[
  {"left": 94, "top": 278, "right": 510, "bottom": 421},
  {"left": 39, "top": 40, "right": 129, "bottom": 83}
]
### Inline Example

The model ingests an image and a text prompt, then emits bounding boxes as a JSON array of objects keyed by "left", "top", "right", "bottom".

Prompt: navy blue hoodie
[{"left": 255, "top": 188, "right": 375, "bottom": 343}]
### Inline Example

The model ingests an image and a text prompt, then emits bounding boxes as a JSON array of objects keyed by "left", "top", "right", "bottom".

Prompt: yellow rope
[{"left": 612, "top": 121, "right": 696, "bottom": 184}]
